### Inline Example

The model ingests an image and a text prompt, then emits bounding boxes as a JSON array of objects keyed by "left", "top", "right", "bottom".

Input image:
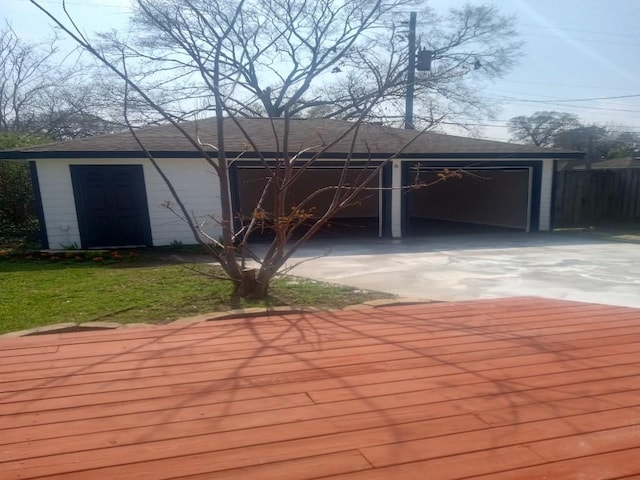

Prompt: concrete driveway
[{"left": 281, "top": 232, "right": 640, "bottom": 308}]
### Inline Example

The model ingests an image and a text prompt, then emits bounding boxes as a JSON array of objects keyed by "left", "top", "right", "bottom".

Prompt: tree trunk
[{"left": 236, "top": 268, "right": 270, "bottom": 299}]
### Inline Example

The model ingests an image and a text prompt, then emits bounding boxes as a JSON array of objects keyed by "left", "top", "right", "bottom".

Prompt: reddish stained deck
[{"left": 1, "top": 297, "right": 640, "bottom": 479}]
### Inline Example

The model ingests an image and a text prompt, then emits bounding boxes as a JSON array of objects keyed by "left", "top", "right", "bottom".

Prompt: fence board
[{"left": 554, "top": 169, "right": 640, "bottom": 227}]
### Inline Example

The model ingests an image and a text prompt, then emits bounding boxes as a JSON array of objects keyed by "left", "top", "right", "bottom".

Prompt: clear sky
[{"left": 2, "top": 0, "right": 639, "bottom": 142}]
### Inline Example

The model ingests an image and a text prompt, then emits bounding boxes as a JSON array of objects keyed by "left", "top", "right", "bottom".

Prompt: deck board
[{"left": 1, "top": 297, "right": 640, "bottom": 479}]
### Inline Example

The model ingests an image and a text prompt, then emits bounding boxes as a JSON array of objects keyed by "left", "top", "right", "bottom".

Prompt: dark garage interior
[
  {"left": 405, "top": 167, "right": 532, "bottom": 236},
  {"left": 236, "top": 167, "right": 382, "bottom": 240}
]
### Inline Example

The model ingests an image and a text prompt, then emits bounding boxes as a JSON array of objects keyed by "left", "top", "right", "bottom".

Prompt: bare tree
[
  {"left": 32, "top": 0, "right": 468, "bottom": 299},
  {"left": 116, "top": 0, "right": 521, "bottom": 129},
  {"left": 0, "top": 23, "right": 135, "bottom": 140},
  {"left": 508, "top": 111, "right": 581, "bottom": 147},
  {"left": 0, "top": 22, "right": 61, "bottom": 132}
]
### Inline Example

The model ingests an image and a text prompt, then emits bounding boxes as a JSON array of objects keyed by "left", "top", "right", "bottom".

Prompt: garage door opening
[
  {"left": 236, "top": 167, "right": 382, "bottom": 240},
  {"left": 406, "top": 167, "right": 531, "bottom": 236}
]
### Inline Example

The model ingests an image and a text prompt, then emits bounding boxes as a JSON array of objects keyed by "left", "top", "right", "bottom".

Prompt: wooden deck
[{"left": 2, "top": 297, "right": 640, "bottom": 479}]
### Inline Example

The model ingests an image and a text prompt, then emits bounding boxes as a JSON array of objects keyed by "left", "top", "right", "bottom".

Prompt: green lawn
[{"left": 0, "top": 253, "right": 391, "bottom": 335}]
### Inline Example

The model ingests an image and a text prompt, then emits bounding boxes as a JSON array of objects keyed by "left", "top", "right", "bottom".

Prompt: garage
[
  {"left": 235, "top": 165, "right": 386, "bottom": 239},
  {"left": 2, "top": 117, "right": 582, "bottom": 249},
  {"left": 402, "top": 163, "right": 539, "bottom": 236}
]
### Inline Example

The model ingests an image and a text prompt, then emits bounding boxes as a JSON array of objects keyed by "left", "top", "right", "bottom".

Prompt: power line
[
  {"left": 513, "top": 15, "right": 640, "bottom": 46},
  {"left": 483, "top": 89, "right": 640, "bottom": 104},
  {"left": 443, "top": 115, "right": 640, "bottom": 130},
  {"left": 500, "top": 93, "right": 640, "bottom": 103},
  {"left": 482, "top": 95, "right": 640, "bottom": 114},
  {"left": 441, "top": 120, "right": 640, "bottom": 133},
  {"left": 499, "top": 79, "right": 638, "bottom": 92},
  {"left": 518, "top": 22, "right": 640, "bottom": 40},
  {"left": 517, "top": 31, "right": 640, "bottom": 48},
  {"left": 18, "top": 0, "right": 132, "bottom": 10}
]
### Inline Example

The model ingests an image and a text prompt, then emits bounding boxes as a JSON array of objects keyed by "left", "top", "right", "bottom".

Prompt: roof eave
[{"left": 0, "top": 150, "right": 585, "bottom": 160}]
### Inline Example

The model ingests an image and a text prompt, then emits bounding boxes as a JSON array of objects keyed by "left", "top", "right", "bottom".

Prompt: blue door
[{"left": 70, "top": 165, "right": 152, "bottom": 248}]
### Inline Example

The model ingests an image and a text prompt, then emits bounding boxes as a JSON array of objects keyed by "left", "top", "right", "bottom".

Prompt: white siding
[
  {"left": 35, "top": 158, "right": 222, "bottom": 249},
  {"left": 538, "top": 158, "right": 555, "bottom": 231},
  {"left": 144, "top": 158, "right": 222, "bottom": 245},
  {"left": 35, "top": 160, "right": 81, "bottom": 249}
]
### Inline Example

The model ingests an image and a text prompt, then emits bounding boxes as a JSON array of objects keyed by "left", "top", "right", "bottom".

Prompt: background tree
[
  {"left": 0, "top": 23, "right": 134, "bottom": 140},
  {"left": 123, "top": 0, "right": 521, "bottom": 129},
  {"left": 508, "top": 111, "right": 581, "bottom": 147},
  {"left": 605, "top": 131, "right": 640, "bottom": 159},
  {"left": 32, "top": 0, "right": 515, "bottom": 299},
  {"left": 508, "top": 110, "right": 639, "bottom": 161},
  {"left": 553, "top": 125, "right": 639, "bottom": 163},
  {"left": 0, "top": 132, "right": 50, "bottom": 241},
  {"left": 552, "top": 125, "right": 608, "bottom": 161},
  {"left": 0, "top": 23, "right": 59, "bottom": 133}
]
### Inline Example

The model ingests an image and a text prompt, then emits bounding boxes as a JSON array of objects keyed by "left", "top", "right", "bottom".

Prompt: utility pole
[
  {"left": 404, "top": 13, "right": 433, "bottom": 130},
  {"left": 404, "top": 12, "right": 417, "bottom": 130}
]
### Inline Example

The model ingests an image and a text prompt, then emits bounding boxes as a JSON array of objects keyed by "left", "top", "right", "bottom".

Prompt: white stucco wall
[{"left": 35, "top": 157, "right": 222, "bottom": 248}]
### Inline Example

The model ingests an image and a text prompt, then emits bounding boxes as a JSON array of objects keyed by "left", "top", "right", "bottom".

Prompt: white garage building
[{"left": 0, "top": 118, "right": 582, "bottom": 249}]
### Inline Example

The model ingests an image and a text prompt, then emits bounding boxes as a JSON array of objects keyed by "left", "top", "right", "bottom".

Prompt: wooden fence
[{"left": 553, "top": 169, "right": 640, "bottom": 227}]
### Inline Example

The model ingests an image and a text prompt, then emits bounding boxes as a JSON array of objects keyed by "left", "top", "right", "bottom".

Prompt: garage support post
[{"left": 391, "top": 159, "right": 403, "bottom": 238}]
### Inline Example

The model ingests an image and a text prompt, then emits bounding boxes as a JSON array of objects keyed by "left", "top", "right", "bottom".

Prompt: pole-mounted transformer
[{"left": 416, "top": 48, "right": 433, "bottom": 72}]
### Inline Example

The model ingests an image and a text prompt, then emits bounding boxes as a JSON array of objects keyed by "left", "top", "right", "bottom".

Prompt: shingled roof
[{"left": 0, "top": 117, "right": 582, "bottom": 159}]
